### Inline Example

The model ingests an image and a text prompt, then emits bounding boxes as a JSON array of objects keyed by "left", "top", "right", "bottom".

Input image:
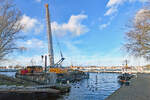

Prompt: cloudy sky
[{"left": 2, "top": 0, "right": 149, "bottom": 66}]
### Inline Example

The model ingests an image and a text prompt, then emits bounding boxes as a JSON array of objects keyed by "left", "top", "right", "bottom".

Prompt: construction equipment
[
  {"left": 45, "top": 4, "right": 54, "bottom": 67},
  {"left": 45, "top": 4, "right": 66, "bottom": 74}
]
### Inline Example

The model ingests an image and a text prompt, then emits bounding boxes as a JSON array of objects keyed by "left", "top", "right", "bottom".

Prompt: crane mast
[{"left": 45, "top": 4, "right": 54, "bottom": 67}]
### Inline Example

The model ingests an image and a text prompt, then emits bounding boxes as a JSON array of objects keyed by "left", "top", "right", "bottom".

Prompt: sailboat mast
[{"left": 45, "top": 4, "right": 54, "bottom": 67}]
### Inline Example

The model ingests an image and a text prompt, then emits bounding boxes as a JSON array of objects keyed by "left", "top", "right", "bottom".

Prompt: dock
[
  {"left": 0, "top": 88, "right": 60, "bottom": 93},
  {"left": 105, "top": 74, "right": 150, "bottom": 100},
  {"left": 0, "top": 74, "right": 70, "bottom": 94},
  {"left": 0, "top": 74, "right": 38, "bottom": 86}
]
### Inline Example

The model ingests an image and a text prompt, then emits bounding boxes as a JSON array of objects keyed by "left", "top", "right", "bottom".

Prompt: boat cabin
[{"left": 26, "top": 66, "right": 43, "bottom": 73}]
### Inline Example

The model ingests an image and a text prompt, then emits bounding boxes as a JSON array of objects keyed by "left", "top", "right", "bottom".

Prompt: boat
[
  {"left": 16, "top": 66, "right": 43, "bottom": 75},
  {"left": 15, "top": 4, "right": 89, "bottom": 85},
  {"left": 117, "top": 73, "right": 132, "bottom": 83},
  {"left": 117, "top": 60, "right": 134, "bottom": 84}
]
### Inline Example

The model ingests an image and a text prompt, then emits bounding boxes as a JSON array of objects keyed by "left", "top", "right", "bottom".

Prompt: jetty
[
  {"left": 0, "top": 87, "right": 60, "bottom": 93},
  {"left": 105, "top": 74, "right": 150, "bottom": 100},
  {"left": 0, "top": 74, "right": 70, "bottom": 94},
  {"left": 0, "top": 74, "right": 38, "bottom": 86}
]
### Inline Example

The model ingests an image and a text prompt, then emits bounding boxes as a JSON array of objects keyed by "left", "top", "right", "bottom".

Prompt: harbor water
[
  {"left": 0, "top": 72, "right": 121, "bottom": 100},
  {"left": 0, "top": 72, "right": 16, "bottom": 77}
]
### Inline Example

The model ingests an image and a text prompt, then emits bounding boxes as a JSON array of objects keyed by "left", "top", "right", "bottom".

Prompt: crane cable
[
  {"left": 53, "top": 28, "right": 64, "bottom": 59},
  {"left": 51, "top": 0, "right": 64, "bottom": 59}
]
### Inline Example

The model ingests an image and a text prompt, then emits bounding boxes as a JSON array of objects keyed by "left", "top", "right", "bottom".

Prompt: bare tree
[
  {"left": 124, "top": 7, "right": 150, "bottom": 59},
  {"left": 0, "top": 0, "right": 23, "bottom": 60}
]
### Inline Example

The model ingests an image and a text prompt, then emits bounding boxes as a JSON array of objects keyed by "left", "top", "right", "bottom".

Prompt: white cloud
[
  {"left": 17, "top": 38, "right": 46, "bottom": 49},
  {"left": 20, "top": 15, "right": 38, "bottom": 32},
  {"left": 35, "top": 0, "right": 41, "bottom": 2},
  {"left": 63, "top": 45, "right": 150, "bottom": 66},
  {"left": 34, "top": 24, "right": 44, "bottom": 35},
  {"left": 1, "top": 53, "right": 68, "bottom": 66},
  {"left": 104, "top": 0, "right": 126, "bottom": 16},
  {"left": 64, "top": 40, "right": 81, "bottom": 55},
  {"left": 20, "top": 15, "right": 44, "bottom": 34},
  {"left": 106, "top": 0, "right": 124, "bottom": 7},
  {"left": 1, "top": 54, "right": 149, "bottom": 67},
  {"left": 8, "top": 56, "right": 43, "bottom": 66},
  {"left": 99, "top": 22, "right": 110, "bottom": 30},
  {"left": 20, "top": 14, "right": 87, "bottom": 36},
  {"left": 105, "top": 0, "right": 149, "bottom": 16},
  {"left": 104, "top": 7, "right": 118, "bottom": 16},
  {"left": 1, "top": 44, "right": 150, "bottom": 66},
  {"left": 51, "top": 14, "right": 89, "bottom": 37},
  {"left": 139, "top": 0, "right": 149, "bottom": 2}
]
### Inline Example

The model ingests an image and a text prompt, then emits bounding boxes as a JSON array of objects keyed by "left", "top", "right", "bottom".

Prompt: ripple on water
[
  {"left": 0, "top": 72, "right": 121, "bottom": 100},
  {"left": 59, "top": 73, "right": 121, "bottom": 100}
]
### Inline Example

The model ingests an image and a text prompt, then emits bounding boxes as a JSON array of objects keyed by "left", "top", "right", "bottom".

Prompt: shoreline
[{"left": 105, "top": 73, "right": 150, "bottom": 100}]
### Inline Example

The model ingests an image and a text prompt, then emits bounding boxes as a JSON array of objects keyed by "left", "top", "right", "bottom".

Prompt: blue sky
[{"left": 2, "top": 0, "right": 149, "bottom": 66}]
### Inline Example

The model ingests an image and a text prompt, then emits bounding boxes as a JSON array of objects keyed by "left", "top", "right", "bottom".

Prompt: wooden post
[{"left": 45, "top": 55, "right": 47, "bottom": 73}]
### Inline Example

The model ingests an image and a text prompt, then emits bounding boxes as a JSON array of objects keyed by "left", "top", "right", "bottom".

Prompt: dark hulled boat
[{"left": 118, "top": 73, "right": 133, "bottom": 83}]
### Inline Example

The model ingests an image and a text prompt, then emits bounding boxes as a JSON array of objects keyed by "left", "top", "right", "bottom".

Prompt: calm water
[
  {"left": 0, "top": 72, "right": 16, "bottom": 77},
  {"left": 0, "top": 72, "right": 121, "bottom": 100},
  {"left": 58, "top": 73, "right": 120, "bottom": 100}
]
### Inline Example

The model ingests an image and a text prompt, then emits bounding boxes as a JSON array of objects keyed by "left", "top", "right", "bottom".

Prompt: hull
[
  {"left": 15, "top": 72, "right": 57, "bottom": 85},
  {"left": 15, "top": 70, "right": 89, "bottom": 85},
  {"left": 117, "top": 73, "right": 133, "bottom": 83}
]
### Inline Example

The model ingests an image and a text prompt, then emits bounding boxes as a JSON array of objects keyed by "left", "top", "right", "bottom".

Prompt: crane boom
[{"left": 45, "top": 4, "right": 54, "bottom": 67}]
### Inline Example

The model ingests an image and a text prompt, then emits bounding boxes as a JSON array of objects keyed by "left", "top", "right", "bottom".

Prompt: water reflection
[
  {"left": 58, "top": 73, "right": 121, "bottom": 100},
  {"left": 0, "top": 72, "right": 16, "bottom": 77}
]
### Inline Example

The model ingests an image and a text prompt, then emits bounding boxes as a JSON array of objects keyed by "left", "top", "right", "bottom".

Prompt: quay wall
[
  {"left": 81, "top": 70, "right": 150, "bottom": 74},
  {"left": 105, "top": 73, "right": 150, "bottom": 100}
]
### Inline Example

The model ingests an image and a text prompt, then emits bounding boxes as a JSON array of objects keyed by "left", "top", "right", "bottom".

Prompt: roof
[{"left": 27, "top": 66, "right": 42, "bottom": 68}]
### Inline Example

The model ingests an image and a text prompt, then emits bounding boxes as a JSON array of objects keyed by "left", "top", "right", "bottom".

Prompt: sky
[{"left": 1, "top": 0, "right": 150, "bottom": 66}]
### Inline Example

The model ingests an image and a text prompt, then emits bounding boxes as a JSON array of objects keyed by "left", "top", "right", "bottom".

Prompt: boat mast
[{"left": 45, "top": 4, "right": 54, "bottom": 67}]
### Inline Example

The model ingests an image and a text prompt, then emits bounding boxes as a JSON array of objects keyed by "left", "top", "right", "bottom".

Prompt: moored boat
[
  {"left": 117, "top": 73, "right": 135, "bottom": 84},
  {"left": 15, "top": 3, "right": 89, "bottom": 85}
]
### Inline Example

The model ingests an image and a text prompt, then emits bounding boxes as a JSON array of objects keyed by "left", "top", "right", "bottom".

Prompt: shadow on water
[
  {"left": 0, "top": 73, "right": 121, "bottom": 100},
  {"left": 0, "top": 93, "right": 61, "bottom": 100}
]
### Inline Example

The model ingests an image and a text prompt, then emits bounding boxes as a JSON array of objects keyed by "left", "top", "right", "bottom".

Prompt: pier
[
  {"left": 0, "top": 88, "right": 60, "bottom": 93},
  {"left": 106, "top": 74, "right": 150, "bottom": 100},
  {"left": 82, "top": 70, "right": 150, "bottom": 73},
  {"left": 0, "top": 74, "right": 70, "bottom": 94}
]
